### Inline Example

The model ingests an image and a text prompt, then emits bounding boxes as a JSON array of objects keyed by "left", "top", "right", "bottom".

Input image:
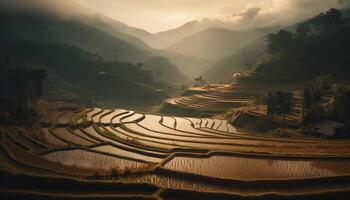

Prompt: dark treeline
[
  {"left": 254, "top": 8, "right": 350, "bottom": 83},
  {"left": 301, "top": 76, "right": 350, "bottom": 137},
  {"left": 0, "top": 41, "right": 155, "bottom": 86},
  {"left": 266, "top": 91, "right": 294, "bottom": 132},
  {"left": 266, "top": 91, "right": 294, "bottom": 120},
  {"left": 0, "top": 57, "right": 46, "bottom": 121},
  {"left": 0, "top": 37, "right": 169, "bottom": 105},
  {"left": 0, "top": 8, "right": 171, "bottom": 107}
]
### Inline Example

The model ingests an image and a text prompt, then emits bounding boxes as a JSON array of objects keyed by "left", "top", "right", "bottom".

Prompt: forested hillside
[
  {"left": 204, "top": 8, "right": 350, "bottom": 84},
  {"left": 143, "top": 57, "right": 189, "bottom": 84},
  {"left": 252, "top": 9, "right": 350, "bottom": 84},
  {"left": 0, "top": 10, "right": 153, "bottom": 62},
  {"left": 0, "top": 9, "right": 171, "bottom": 107}
]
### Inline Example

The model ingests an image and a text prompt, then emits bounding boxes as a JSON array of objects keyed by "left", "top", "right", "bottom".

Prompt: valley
[{"left": 1, "top": 1, "right": 350, "bottom": 199}]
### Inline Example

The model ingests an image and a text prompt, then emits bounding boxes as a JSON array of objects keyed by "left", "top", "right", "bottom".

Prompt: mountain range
[
  {"left": 3, "top": 4, "right": 346, "bottom": 87},
  {"left": 166, "top": 27, "right": 275, "bottom": 61}
]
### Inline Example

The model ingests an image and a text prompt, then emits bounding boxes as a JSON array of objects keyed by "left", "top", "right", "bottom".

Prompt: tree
[
  {"left": 266, "top": 92, "right": 277, "bottom": 119},
  {"left": 136, "top": 62, "right": 143, "bottom": 69},
  {"left": 296, "top": 23, "right": 312, "bottom": 40},
  {"left": 28, "top": 68, "right": 47, "bottom": 111},
  {"left": 154, "top": 71, "right": 162, "bottom": 81},
  {"left": 303, "top": 86, "right": 312, "bottom": 117},
  {"left": 266, "top": 91, "right": 294, "bottom": 133},
  {"left": 309, "top": 8, "right": 342, "bottom": 35},
  {"left": 0, "top": 58, "right": 47, "bottom": 120},
  {"left": 267, "top": 30, "right": 294, "bottom": 56},
  {"left": 333, "top": 88, "right": 350, "bottom": 122},
  {"left": 303, "top": 82, "right": 324, "bottom": 118},
  {"left": 275, "top": 91, "right": 294, "bottom": 133},
  {"left": 303, "top": 103, "right": 327, "bottom": 126},
  {"left": 194, "top": 76, "right": 206, "bottom": 87},
  {"left": 316, "top": 74, "right": 335, "bottom": 92}
]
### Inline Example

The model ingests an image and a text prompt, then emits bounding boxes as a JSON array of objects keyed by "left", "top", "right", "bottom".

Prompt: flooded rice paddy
[
  {"left": 45, "top": 149, "right": 150, "bottom": 170},
  {"left": 33, "top": 107, "right": 350, "bottom": 196},
  {"left": 42, "top": 128, "right": 69, "bottom": 147},
  {"left": 53, "top": 128, "right": 94, "bottom": 146},
  {"left": 100, "top": 109, "right": 127, "bottom": 124},
  {"left": 92, "top": 145, "right": 163, "bottom": 163},
  {"left": 164, "top": 155, "right": 350, "bottom": 180}
]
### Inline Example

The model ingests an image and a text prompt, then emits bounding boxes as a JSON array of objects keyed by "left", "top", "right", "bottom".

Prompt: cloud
[
  {"left": 227, "top": 0, "right": 347, "bottom": 29},
  {"left": 0, "top": 0, "right": 348, "bottom": 32},
  {"left": 238, "top": 7, "right": 261, "bottom": 24}
]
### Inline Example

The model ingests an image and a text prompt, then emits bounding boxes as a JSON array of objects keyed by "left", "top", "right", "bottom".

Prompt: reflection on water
[
  {"left": 164, "top": 155, "right": 350, "bottom": 180},
  {"left": 92, "top": 145, "right": 162, "bottom": 163},
  {"left": 118, "top": 171, "right": 344, "bottom": 195},
  {"left": 100, "top": 109, "right": 127, "bottom": 124},
  {"left": 45, "top": 150, "right": 149, "bottom": 170},
  {"left": 311, "top": 160, "right": 350, "bottom": 174}
]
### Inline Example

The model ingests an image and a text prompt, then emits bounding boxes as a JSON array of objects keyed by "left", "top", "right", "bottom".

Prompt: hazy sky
[
  {"left": 2, "top": 0, "right": 350, "bottom": 33},
  {"left": 75, "top": 0, "right": 349, "bottom": 33}
]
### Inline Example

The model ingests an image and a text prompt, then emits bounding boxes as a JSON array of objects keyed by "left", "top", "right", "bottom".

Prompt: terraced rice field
[
  {"left": 2, "top": 103, "right": 350, "bottom": 199},
  {"left": 246, "top": 90, "right": 304, "bottom": 125},
  {"left": 164, "top": 155, "right": 350, "bottom": 180},
  {"left": 162, "top": 83, "right": 261, "bottom": 115}
]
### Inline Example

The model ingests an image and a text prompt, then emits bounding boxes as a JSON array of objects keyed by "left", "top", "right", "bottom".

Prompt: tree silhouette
[
  {"left": 266, "top": 91, "right": 294, "bottom": 132},
  {"left": 266, "top": 92, "right": 277, "bottom": 119},
  {"left": 0, "top": 58, "right": 47, "bottom": 120},
  {"left": 267, "top": 30, "right": 294, "bottom": 56},
  {"left": 265, "top": 91, "right": 294, "bottom": 133}
]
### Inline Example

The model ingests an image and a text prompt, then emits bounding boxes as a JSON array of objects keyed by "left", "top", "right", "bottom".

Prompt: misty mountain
[
  {"left": 156, "top": 20, "right": 207, "bottom": 48},
  {"left": 85, "top": 14, "right": 214, "bottom": 77},
  {"left": 143, "top": 56, "right": 189, "bottom": 84},
  {"left": 202, "top": 38, "right": 267, "bottom": 82},
  {"left": 154, "top": 49, "right": 214, "bottom": 78},
  {"left": 0, "top": 10, "right": 153, "bottom": 62},
  {"left": 0, "top": 8, "right": 171, "bottom": 105},
  {"left": 155, "top": 19, "right": 235, "bottom": 47},
  {"left": 155, "top": 17, "right": 275, "bottom": 48},
  {"left": 69, "top": 13, "right": 216, "bottom": 78},
  {"left": 203, "top": 8, "right": 350, "bottom": 84},
  {"left": 0, "top": 9, "right": 214, "bottom": 79},
  {"left": 166, "top": 27, "right": 269, "bottom": 61},
  {"left": 0, "top": 40, "right": 169, "bottom": 105},
  {"left": 85, "top": 14, "right": 162, "bottom": 49}
]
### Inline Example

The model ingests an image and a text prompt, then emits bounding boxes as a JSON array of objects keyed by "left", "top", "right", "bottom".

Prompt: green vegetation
[
  {"left": 203, "top": 8, "right": 350, "bottom": 84},
  {"left": 301, "top": 76, "right": 350, "bottom": 138},
  {"left": 254, "top": 8, "right": 350, "bottom": 83},
  {"left": 0, "top": 58, "right": 46, "bottom": 121},
  {"left": 193, "top": 76, "right": 207, "bottom": 87},
  {"left": 0, "top": 10, "right": 153, "bottom": 62},
  {"left": 0, "top": 8, "right": 174, "bottom": 107},
  {"left": 266, "top": 91, "right": 294, "bottom": 131},
  {"left": 233, "top": 113, "right": 281, "bottom": 133},
  {"left": 0, "top": 41, "right": 168, "bottom": 106}
]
